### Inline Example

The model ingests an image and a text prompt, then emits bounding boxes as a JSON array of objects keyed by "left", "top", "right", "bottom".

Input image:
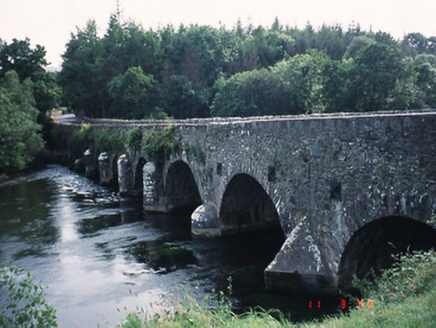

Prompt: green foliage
[
  {"left": 107, "top": 66, "right": 166, "bottom": 119},
  {"left": 302, "top": 250, "right": 436, "bottom": 328},
  {"left": 346, "top": 43, "right": 403, "bottom": 111},
  {"left": 93, "top": 129, "right": 125, "bottom": 153},
  {"left": 71, "top": 124, "right": 93, "bottom": 158},
  {"left": 0, "top": 262, "right": 57, "bottom": 327},
  {"left": 120, "top": 280, "right": 287, "bottom": 328},
  {"left": 143, "top": 126, "right": 179, "bottom": 164},
  {"left": 0, "top": 71, "right": 44, "bottom": 171},
  {"left": 211, "top": 68, "right": 298, "bottom": 117},
  {"left": 58, "top": 15, "right": 436, "bottom": 119},
  {"left": 212, "top": 51, "right": 328, "bottom": 117},
  {"left": 164, "top": 74, "right": 210, "bottom": 118},
  {"left": 58, "top": 20, "right": 106, "bottom": 118},
  {"left": 128, "top": 127, "right": 144, "bottom": 153},
  {"left": 120, "top": 251, "right": 436, "bottom": 328},
  {"left": 0, "top": 38, "right": 62, "bottom": 117},
  {"left": 71, "top": 125, "right": 125, "bottom": 155},
  {"left": 352, "top": 250, "right": 436, "bottom": 302},
  {"left": 184, "top": 144, "right": 206, "bottom": 164}
]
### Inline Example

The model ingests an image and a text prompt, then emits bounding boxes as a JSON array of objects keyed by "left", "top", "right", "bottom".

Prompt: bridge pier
[
  {"left": 83, "top": 149, "right": 97, "bottom": 179},
  {"left": 191, "top": 203, "right": 222, "bottom": 237},
  {"left": 98, "top": 152, "right": 118, "bottom": 186},
  {"left": 143, "top": 162, "right": 159, "bottom": 210},
  {"left": 117, "top": 155, "right": 134, "bottom": 195},
  {"left": 265, "top": 217, "right": 338, "bottom": 294}
]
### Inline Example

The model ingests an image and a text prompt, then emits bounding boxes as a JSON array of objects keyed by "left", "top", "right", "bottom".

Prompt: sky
[{"left": 1, "top": 0, "right": 436, "bottom": 69}]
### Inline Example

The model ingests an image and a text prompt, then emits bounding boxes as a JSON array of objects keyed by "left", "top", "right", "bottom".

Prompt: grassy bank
[
  {"left": 120, "top": 250, "right": 436, "bottom": 328},
  {"left": 1, "top": 250, "right": 435, "bottom": 327}
]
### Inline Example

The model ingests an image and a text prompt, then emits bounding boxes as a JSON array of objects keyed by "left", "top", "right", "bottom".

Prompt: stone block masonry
[{"left": 52, "top": 110, "right": 436, "bottom": 293}]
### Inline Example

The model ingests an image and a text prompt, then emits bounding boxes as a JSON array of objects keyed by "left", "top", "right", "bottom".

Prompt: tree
[
  {"left": 314, "top": 25, "right": 347, "bottom": 60},
  {"left": 0, "top": 71, "right": 44, "bottom": 171},
  {"left": 0, "top": 38, "right": 47, "bottom": 81},
  {"left": 401, "top": 33, "right": 429, "bottom": 57},
  {"left": 346, "top": 43, "right": 403, "bottom": 111},
  {"left": 321, "top": 58, "right": 351, "bottom": 112},
  {"left": 59, "top": 20, "right": 106, "bottom": 117},
  {"left": 0, "top": 38, "right": 61, "bottom": 122},
  {"left": 343, "top": 35, "right": 375, "bottom": 59},
  {"left": 211, "top": 67, "right": 298, "bottom": 117},
  {"left": 164, "top": 74, "right": 209, "bottom": 118},
  {"left": 407, "top": 54, "right": 436, "bottom": 108},
  {"left": 107, "top": 66, "right": 166, "bottom": 119},
  {"left": 275, "top": 51, "right": 327, "bottom": 113}
]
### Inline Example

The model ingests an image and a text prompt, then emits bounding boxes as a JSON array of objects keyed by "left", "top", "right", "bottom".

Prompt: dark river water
[{"left": 0, "top": 165, "right": 339, "bottom": 327}]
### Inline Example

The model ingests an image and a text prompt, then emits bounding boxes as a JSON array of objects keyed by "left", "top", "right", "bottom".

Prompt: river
[{"left": 0, "top": 165, "right": 339, "bottom": 327}]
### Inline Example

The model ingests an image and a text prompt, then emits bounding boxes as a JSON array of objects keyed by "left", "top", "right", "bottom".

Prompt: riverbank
[
  {"left": 0, "top": 149, "right": 63, "bottom": 185},
  {"left": 120, "top": 250, "right": 436, "bottom": 328}
]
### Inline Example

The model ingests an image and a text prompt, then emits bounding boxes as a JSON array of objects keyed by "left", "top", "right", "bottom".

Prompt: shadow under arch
[
  {"left": 134, "top": 157, "right": 147, "bottom": 196},
  {"left": 164, "top": 159, "right": 202, "bottom": 214},
  {"left": 338, "top": 216, "right": 436, "bottom": 293},
  {"left": 219, "top": 173, "right": 282, "bottom": 234}
]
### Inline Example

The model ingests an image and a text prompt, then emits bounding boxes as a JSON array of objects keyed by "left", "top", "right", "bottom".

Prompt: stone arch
[
  {"left": 219, "top": 173, "right": 281, "bottom": 234},
  {"left": 163, "top": 159, "right": 202, "bottom": 214},
  {"left": 337, "top": 216, "right": 436, "bottom": 293}
]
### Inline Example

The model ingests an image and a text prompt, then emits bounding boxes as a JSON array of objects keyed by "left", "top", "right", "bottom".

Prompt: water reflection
[{"left": 0, "top": 165, "right": 336, "bottom": 327}]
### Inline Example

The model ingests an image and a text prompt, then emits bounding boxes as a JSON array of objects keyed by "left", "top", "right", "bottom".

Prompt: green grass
[{"left": 119, "top": 250, "right": 436, "bottom": 328}]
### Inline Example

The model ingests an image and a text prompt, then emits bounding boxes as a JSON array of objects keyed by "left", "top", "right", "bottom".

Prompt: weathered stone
[
  {"left": 98, "top": 152, "right": 117, "bottom": 186},
  {"left": 143, "top": 162, "right": 157, "bottom": 210},
  {"left": 117, "top": 154, "right": 133, "bottom": 196},
  {"left": 191, "top": 203, "right": 221, "bottom": 237},
  {"left": 83, "top": 149, "right": 97, "bottom": 179},
  {"left": 52, "top": 110, "right": 436, "bottom": 293},
  {"left": 73, "top": 158, "right": 84, "bottom": 173}
]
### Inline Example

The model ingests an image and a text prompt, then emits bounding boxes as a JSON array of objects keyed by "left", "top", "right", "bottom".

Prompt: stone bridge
[{"left": 52, "top": 110, "right": 436, "bottom": 294}]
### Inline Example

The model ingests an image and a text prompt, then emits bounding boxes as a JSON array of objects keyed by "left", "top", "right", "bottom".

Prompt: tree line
[
  {"left": 2, "top": 17, "right": 436, "bottom": 171},
  {"left": 58, "top": 16, "right": 436, "bottom": 119}
]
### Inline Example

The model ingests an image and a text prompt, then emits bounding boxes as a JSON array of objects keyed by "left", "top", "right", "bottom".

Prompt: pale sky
[{"left": 1, "top": 0, "right": 436, "bottom": 69}]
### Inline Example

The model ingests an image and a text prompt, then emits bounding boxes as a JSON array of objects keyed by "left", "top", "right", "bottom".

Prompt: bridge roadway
[{"left": 52, "top": 109, "right": 436, "bottom": 293}]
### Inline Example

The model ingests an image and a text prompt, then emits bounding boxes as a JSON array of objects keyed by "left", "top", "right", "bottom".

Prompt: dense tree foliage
[
  {"left": 0, "top": 38, "right": 62, "bottom": 123},
  {"left": 0, "top": 38, "right": 61, "bottom": 172},
  {"left": 57, "top": 17, "right": 436, "bottom": 119},
  {"left": 107, "top": 66, "right": 166, "bottom": 119},
  {"left": 0, "top": 71, "right": 44, "bottom": 171}
]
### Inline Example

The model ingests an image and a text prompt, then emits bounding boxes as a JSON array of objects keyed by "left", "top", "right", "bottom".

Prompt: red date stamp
[{"left": 308, "top": 298, "right": 374, "bottom": 310}]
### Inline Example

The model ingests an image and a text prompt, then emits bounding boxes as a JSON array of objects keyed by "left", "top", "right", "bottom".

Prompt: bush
[
  {"left": 302, "top": 250, "right": 436, "bottom": 328},
  {"left": 128, "top": 127, "right": 144, "bottom": 153},
  {"left": 94, "top": 129, "right": 126, "bottom": 153},
  {"left": 0, "top": 262, "right": 57, "bottom": 327},
  {"left": 143, "top": 126, "right": 179, "bottom": 165},
  {"left": 353, "top": 250, "right": 436, "bottom": 302},
  {"left": 71, "top": 124, "right": 93, "bottom": 157}
]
